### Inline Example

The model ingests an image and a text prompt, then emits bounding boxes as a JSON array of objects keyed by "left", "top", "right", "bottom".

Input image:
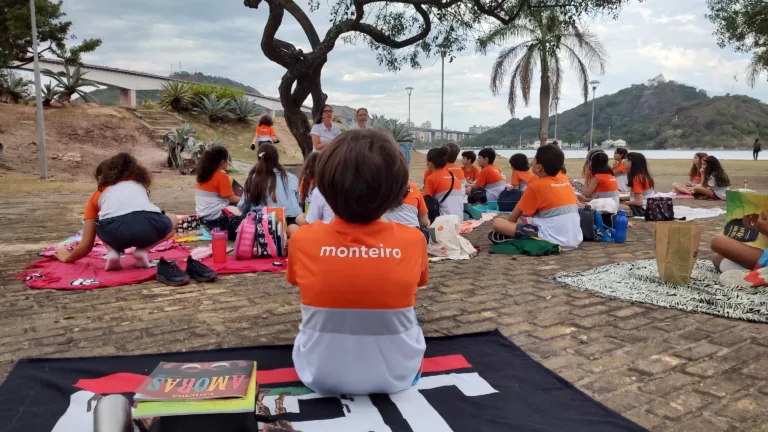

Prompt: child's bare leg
[
  {"left": 135, "top": 214, "right": 178, "bottom": 268},
  {"left": 492, "top": 218, "right": 518, "bottom": 237},
  {"left": 692, "top": 185, "right": 714, "bottom": 199},
  {"left": 103, "top": 244, "right": 123, "bottom": 271},
  {"left": 296, "top": 214, "right": 307, "bottom": 226},
  {"left": 711, "top": 234, "right": 764, "bottom": 270},
  {"left": 286, "top": 224, "right": 300, "bottom": 238},
  {"left": 672, "top": 183, "right": 693, "bottom": 195}
]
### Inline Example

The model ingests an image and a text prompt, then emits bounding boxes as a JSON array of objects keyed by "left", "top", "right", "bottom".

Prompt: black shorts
[
  {"left": 96, "top": 211, "right": 173, "bottom": 252},
  {"left": 286, "top": 216, "right": 297, "bottom": 226}
]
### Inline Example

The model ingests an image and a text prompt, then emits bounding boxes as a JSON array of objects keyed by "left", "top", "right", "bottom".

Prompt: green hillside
[
  {"left": 466, "top": 81, "right": 766, "bottom": 149},
  {"left": 170, "top": 71, "right": 262, "bottom": 95}
]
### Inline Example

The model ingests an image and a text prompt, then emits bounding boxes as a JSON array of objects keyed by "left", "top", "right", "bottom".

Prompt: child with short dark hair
[
  {"left": 424, "top": 147, "right": 464, "bottom": 221},
  {"left": 491, "top": 145, "right": 582, "bottom": 250},
  {"left": 195, "top": 146, "right": 240, "bottom": 224},
  {"left": 288, "top": 129, "right": 428, "bottom": 396},
  {"left": 461, "top": 150, "right": 480, "bottom": 181},
  {"left": 54, "top": 153, "right": 179, "bottom": 271},
  {"left": 508, "top": 153, "right": 536, "bottom": 192},
  {"left": 468, "top": 148, "right": 506, "bottom": 201},
  {"left": 692, "top": 155, "right": 730, "bottom": 200},
  {"left": 251, "top": 114, "right": 279, "bottom": 149},
  {"left": 613, "top": 148, "right": 629, "bottom": 193}
]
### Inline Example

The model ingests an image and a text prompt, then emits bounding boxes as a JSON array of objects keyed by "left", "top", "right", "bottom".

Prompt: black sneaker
[
  {"left": 186, "top": 257, "right": 217, "bottom": 282},
  {"left": 156, "top": 259, "right": 190, "bottom": 286},
  {"left": 488, "top": 231, "right": 512, "bottom": 245}
]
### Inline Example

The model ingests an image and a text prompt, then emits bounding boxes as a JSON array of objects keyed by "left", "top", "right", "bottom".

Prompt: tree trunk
[
  {"left": 278, "top": 62, "right": 327, "bottom": 159},
  {"left": 538, "top": 65, "right": 550, "bottom": 147}
]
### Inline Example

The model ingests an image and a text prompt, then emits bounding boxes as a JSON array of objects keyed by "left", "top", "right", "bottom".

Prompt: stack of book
[{"left": 133, "top": 360, "right": 257, "bottom": 419}]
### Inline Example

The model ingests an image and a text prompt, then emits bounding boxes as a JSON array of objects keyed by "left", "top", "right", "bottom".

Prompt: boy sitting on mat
[
  {"left": 490, "top": 144, "right": 583, "bottom": 251},
  {"left": 287, "top": 129, "right": 428, "bottom": 396}
]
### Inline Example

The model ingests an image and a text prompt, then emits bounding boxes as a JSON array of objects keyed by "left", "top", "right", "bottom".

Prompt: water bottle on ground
[
  {"left": 212, "top": 228, "right": 228, "bottom": 263},
  {"left": 614, "top": 210, "right": 628, "bottom": 244},
  {"left": 93, "top": 394, "right": 132, "bottom": 432}
]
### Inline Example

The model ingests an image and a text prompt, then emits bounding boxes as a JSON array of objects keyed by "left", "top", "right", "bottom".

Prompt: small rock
[{"left": 578, "top": 335, "right": 589, "bottom": 344}]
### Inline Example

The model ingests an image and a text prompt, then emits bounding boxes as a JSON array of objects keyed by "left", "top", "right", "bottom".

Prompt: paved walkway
[{"left": 0, "top": 189, "right": 765, "bottom": 431}]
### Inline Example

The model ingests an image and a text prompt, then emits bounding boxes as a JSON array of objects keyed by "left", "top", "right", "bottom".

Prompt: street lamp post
[
  {"left": 553, "top": 96, "right": 559, "bottom": 140},
  {"left": 405, "top": 86, "right": 414, "bottom": 127},
  {"left": 440, "top": 49, "right": 446, "bottom": 141},
  {"left": 30, "top": 0, "right": 47, "bottom": 179},
  {"left": 589, "top": 80, "right": 600, "bottom": 150}
]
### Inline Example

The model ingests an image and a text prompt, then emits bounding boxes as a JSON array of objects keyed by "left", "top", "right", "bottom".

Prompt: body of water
[
  {"left": 491, "top": 149, "right": 756, "bottom": 160},
  {"left": 419, "top": 149, "right": 760, "bottom": 160}
]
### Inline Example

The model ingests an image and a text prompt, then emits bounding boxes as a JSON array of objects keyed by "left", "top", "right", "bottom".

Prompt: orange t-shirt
[
  {"left": 463, "top": 164, "right": 480, "bottom": 181},
  {"left": 593, "top": 173, "right": 619, "bottom": 192},
  {"left": 614, "top": 162, "right": 628, "bottom": 174},
  {"left": 196, "top": 170, "right": 234, "bottom": 197},
  {"left": 631, "top": 175, "right": 653, "bottom": 194},
  {"left": 404, "top": 182, "right": 428, "bottom": 214},
  {"left": 510, "top": 170, "right": 536, "bottom": 188},
  {"left": 446, "top": 163, "right": 466, "bottom": 182},
  {"left": 84, "top": 190, "right": 104, "bottom": 220},
  {"left": 423, "top": 168, "right": 462, "bottom": 197},
  {"left": 517, "top": 173, "right": 577, "bottom": 217},
  {"left": 689, "top": 173, "right": 702, "bottom": 184},
  {"left": 423, "top": 168, "right": 432, "bottom": 185},
  {"left": 287, "top": 218, "right": 428, "bottom": 309},
  {"left": 256, "top": 125, "right": 276, "bottom": 139},
  {"left": 474, "top": 164, "right": 504, "bottom": 188}
]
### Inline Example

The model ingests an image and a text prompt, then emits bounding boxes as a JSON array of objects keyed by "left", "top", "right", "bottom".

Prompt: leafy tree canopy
[
  {"left": 707, "top": 0, "right": 768, "bottom": 86},
  {"left": 0, "top": 0, "right": 101, "bottom": 68}
]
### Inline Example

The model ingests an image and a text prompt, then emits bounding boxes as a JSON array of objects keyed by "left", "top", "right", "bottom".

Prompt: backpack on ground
[
  {"left": 497, "top": 189, "right": 523, "bottom": 212},
  {"left": 579, "top": 206, "right": 597, "bottom": 241},
  {"left": 645, "top": 197, "right": 674, "bottom": 222},
  {"left": 424, "top": 172, "right": 455, "bottom": 223},
  {"left": 234, "top": 207, "right": 287, "bottom": 260},
  {"left": 217, "top": 208, "right": 243, "bottom": 241},
  {"left": 468, "top": 187, "right": 487, "bottom": 205}
]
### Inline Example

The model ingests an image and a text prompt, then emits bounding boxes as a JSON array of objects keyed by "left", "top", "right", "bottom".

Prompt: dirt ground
[{"left": 0, "top": 104, "right": 169, "bottom": 180}]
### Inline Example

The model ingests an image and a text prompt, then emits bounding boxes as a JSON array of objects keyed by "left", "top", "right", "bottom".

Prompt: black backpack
[
  {"left": 579, "top": 206, "right": 597, "bottom": 241},
  {"left": 498, "top": 189, "right": 523, "bottom": 212},
  {"left": 468, "top": 187, "right": 487, "bottom": 205},
  {"left": 424, "top": 172, "right": 455, "bottom": 223}
]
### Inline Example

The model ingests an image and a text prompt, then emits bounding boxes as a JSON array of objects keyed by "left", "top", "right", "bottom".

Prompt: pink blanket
[{"left": 19, "top": 245, "right": 287, "bottom": 290}]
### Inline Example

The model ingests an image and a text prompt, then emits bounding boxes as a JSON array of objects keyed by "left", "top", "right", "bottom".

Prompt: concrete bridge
[{"left": 13, "top": 59, "right": 311, "bottom": 115}]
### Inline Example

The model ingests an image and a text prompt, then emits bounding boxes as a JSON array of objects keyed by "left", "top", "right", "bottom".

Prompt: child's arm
[
  {"left": 582, "top": 177, "right": 599, "bottom": 198},
  {"left": 625, "top": 193, "right": 644, "bottom": 207},
  {"left": 418, "top": 210, "right": 430, "bottom": 228},
  {"left": 506, "top": 207, "right": 523, "bottom": 223},
  {"left": 55, "top": 219, "right": 97, "bottom": 263}
]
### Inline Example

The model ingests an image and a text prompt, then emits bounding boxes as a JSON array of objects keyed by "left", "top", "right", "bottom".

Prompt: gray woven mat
[{"left": 554, "top": 259, "right": 768, "bottom": 323}]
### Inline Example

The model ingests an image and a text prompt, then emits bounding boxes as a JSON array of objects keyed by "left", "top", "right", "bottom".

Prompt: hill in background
[
  {"left": 465, "top": 80, "right": 767, "bottom": 149},
  {"left": 170, "top": 71, "right": 263, "bottom": 95}
]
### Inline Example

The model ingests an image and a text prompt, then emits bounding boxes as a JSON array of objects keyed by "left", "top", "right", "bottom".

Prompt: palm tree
[
  {"left": 477, "top": 12, "right": 607, "bottom": 145},
  {"left": 159, "top": 81, "right": 194, "bottom": 112},
  {"left": 41, "top": 65, "right": 100, "bottom": 104}
]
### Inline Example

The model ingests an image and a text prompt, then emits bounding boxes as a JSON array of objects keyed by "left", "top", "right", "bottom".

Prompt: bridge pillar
[{"left": 118, "top": 89, "right": 136, "bottom": 108}]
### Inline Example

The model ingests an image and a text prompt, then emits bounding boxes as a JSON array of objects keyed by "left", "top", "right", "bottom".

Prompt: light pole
[
  {"left": 30, "top": 0, "right": 47, "bottom": 179},
  {"left": 440, "top": 48, "right": 446, "bottom": 141},
  {"left": 553, "top": 96, "right": 559, "bottom": 140},
  {"left": 405, "top": 86, "right": 414, "bottom": 127},
  {"left": 589, "top": 80, "right": 600, "bottom": 150}
]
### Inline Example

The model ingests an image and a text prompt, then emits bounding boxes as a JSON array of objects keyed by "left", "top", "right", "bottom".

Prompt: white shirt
[
  {"left": 350, "top": 122, "right": 367, "bottom": 130},
  {"left": 97, "top": 181, "right": 160, "bottom": 219},
  {"left": 708, "top": 176, "right": 728, "bottom": 200},
  {"left": 310, "top": 122, "right": 342, "bottom": 151},
  {"left": 306, "top": 188, "right": 335, "bottom": 224}
]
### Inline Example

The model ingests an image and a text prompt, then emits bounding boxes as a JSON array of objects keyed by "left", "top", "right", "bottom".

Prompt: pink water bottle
[{"left": 211, "top": 228, "right": 227, "bottom": 264}]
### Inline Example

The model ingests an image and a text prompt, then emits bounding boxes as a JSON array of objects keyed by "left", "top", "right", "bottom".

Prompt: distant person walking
[
  {"left": 310, "top": 104, "right": 341, "bottom": 152},
  {"left": 754, "top": 138, "right": 762, "bottom": 161},
  {"left": 350, "top": 108, "right": 369, "bottom": 129}
]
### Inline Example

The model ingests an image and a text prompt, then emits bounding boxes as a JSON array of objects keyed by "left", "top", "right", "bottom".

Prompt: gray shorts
[{"left": 96, "top": 211, "right": 173, "bottom": 252}]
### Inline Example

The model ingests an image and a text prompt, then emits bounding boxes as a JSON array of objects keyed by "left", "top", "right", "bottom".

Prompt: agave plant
[
  {"left": 383, "top": 118, "right": 415, "bottom": 142},
  {"left": 159, "top": 81, "right": 193, "bottom": 112},
  {"left": 164, "top": 122, "right": 194, "bottom": 173},
  {"left": 41, "top": 83, "right": 62, "bottom": 106},
  {"left": 189, "top": 138, "right": 227, "bottom": 168},
  {"left": 196, "top": 94, "right": 232, "bottom": 123},
  {"left": 0, "top": 73, "right": 31, "bottom": 104},
  {"left": 228, "top": 96, "right": 261, "bottom": 122},
  {"left": 41, "top": 65, "right": 100, "bottom": 104}
]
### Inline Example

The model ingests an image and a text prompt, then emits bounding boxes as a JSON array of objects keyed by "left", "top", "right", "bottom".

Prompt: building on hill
[
  {"left": 647, "top": 74, "right": 666, "bottom": 87},
  {"left": 421, "top": 121, "right": 432, "bottom": 129},
  {"left": 614, "top": 139, "right": 627, "bottom": 148},
  {"left": 469, "top": 125, "right": 493, "bottom": 134}
]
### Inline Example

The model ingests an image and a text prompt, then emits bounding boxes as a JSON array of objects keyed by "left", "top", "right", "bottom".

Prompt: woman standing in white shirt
[
  {"left": 310, "top": 104, "right": 341, "bottom": 151},
  {"left": 349, "top": 107, "right": 368, "bottom": 130}
]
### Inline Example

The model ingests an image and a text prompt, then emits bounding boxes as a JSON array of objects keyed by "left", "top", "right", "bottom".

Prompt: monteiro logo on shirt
[
  {"left": 319, "top": 244, "right": 402, "bottom": 259},
  {"left": 550, "top": 181, "right": 571, "bottom": 187}
]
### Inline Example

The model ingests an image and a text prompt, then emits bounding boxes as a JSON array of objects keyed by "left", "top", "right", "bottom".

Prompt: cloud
[{"left": 54, "top": 0, "right": 764, "bottom": 132}]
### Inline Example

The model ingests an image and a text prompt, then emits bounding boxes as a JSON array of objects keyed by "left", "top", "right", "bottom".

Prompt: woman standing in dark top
[{"left": 754, "top": 138, "right": 762, "bottom": 161}]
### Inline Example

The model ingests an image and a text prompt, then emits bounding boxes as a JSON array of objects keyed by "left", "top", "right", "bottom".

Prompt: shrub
[
  {"left": 0, "top": 73, "right": 32, "bottom": 104},
  {"left": 229, "top": 97, "right": 262, "bottom": 122},
  {"left": 196, "top": 94, "right": 232, "bottom": 123},
  {"left": 140, "top": 98, "right": 161, "bottom": 110},
  {"left": 159, "top": 82, "right": 193, "bottom": 111},
  {"left": 189, "top": 83, "right": 244, "bottom": 102}
]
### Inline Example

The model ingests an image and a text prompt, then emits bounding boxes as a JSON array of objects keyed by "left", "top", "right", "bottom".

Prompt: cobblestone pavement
[{"left": 0, "top": 188, "right": 765, "bottom": 431}]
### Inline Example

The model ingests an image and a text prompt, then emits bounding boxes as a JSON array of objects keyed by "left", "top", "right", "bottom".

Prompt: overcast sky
[{"left": 58, "top": 0, "right": 763, "bottom": 131}]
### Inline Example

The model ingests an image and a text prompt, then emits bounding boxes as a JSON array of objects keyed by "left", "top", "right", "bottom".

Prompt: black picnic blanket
[{"left": 0, "top": 330, "right": 645, "bottom": 431}]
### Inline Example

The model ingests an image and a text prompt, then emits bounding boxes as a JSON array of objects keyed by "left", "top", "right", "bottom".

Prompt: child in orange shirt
[
  {"left": 508, "top": 153, "right": 536, "bottom": 192},
  {"left": 251, "top": 114, "right": 279, "bottom": 150},
  {"left": 467, "top": 148, "right": 506, "bottom": 201},
  {"left": 195, "top": 146, "right": 241, "bottom": 224},
  {"left": 672, "top": 152, "right": 708, "bottom": 196},
  {"left": 612, "top": 148, "right": 629, "bottom": 192},
  {"left": 491, "top": 145, "right": 582, "bottom": 250},
  {"left": 54, "top": 153, "right": 178, "bottom": 270},
  {"left": 461, "top": 150, "right": 480, "bottom": 181},
  {"left": 580, "top": 152, "right": 620, "bottom": 209},
  {"left": 619, "top": 152, "right": 655, "bottom": 215},
  {"left": 288, "top": 129, "right": 428, "bottom": 395}
]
